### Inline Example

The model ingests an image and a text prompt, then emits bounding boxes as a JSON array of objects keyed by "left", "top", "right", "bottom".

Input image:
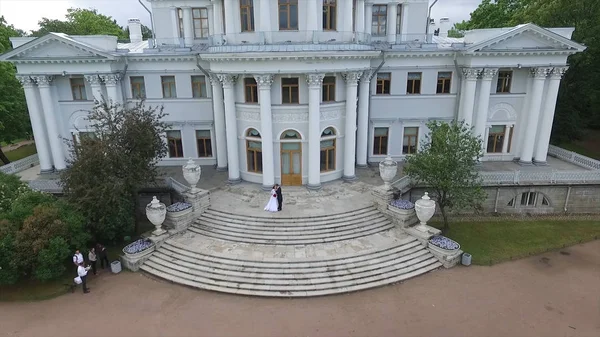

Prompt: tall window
[
  {"left": 320, "top": 127, "right": 336, "bottom": 172},
  {"left": 373, "top": 127, "right": 389, "bottom": 155},
  {"left": 246, "top": 129, "right": 262, "bottom": 173},
  {"left": 322, "top": 76, "right": 336, "bottom": 102},
  {"left": 244, "top": 78, "right": 258, "bottom": 103},
  {"left": 167, "top": 130, "right": 184, "bottom": 158},
  {"left": 402, "top": 127, "right": 419, "bottom": 155},
  {"left": 282, "top": 78, "right": 299, "bottom": 104},
  {"left": 279, "top": 0, "right": 298, "bottom": 30},
  {"left": 436, "top": 72, "right": 452, "bottom": 94},
  {"left": 487, "top": 125, "right": 506, "bottom": 153},
  {"left": 130, "top": 76, "right": 146, "bottom": 99},
  {"left": 520, "top": 192, "right": 537, "bottom": 206},
  {"left": 376, "top": 73, "right": 391, "bottom": 95},
  {"left": 240, "top": 0, "right": 254, "bottom": 32},
  {"left": 177, "top": 8, "right": 184, "bottom": 38},
  {"left": 70, "top": 78, "right": 87, "bottom": 100},
  {"left": 161, "top": 76, "right": 177, "bottom": 98},
  {"left": 191, "top": 75, "right": 207, "bottom": 98},
  {"left": 496, "top": 70, "right": 512, "bottom": 93},
  {"left": 407, "top": 72, "right": 422, "bottom": 94},
  {"left": 323, "top": 0, "right": 336, "bottom": 31},
  {"left": 372, "top": 5, "right": 387, "bottom": 36},
  {"left": 396, "top": 5, "right": 402, "bottom": 34},
  {"left": 196, "top": 130, "right": 212, "bottom": 157},
  {"left": 192, "top": 8, "right": 209, "bottom": 38}
]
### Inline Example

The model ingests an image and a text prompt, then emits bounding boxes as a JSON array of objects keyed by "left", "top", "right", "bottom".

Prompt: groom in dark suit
[{"left": 275, "top": 184, "right": 283, "bottom": 211}]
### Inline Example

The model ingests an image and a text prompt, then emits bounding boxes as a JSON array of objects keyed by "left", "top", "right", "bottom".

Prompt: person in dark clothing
[
  {"left": 96, "top": 244, "right": 110, "bottom": 269},
  {"left": 275, "top": 184, "right": 283, "bottom": 211}
]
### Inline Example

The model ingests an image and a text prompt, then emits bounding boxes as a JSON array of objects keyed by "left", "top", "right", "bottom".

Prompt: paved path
[{"left": 1, "top": 240, "right": 598, "bottom": 337}]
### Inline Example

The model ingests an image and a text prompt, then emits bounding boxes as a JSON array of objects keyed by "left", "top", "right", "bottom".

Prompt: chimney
[{"left": 128, "top": 18, "right": 143, "bottom": 43}]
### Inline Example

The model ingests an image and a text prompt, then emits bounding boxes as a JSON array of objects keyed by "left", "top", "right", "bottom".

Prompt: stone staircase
[{"left": 140, "top": 206, "right": 442, "bottom": 297}]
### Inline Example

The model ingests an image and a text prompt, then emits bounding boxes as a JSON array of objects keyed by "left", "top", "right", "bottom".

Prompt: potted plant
[
  {"left": 428, "top": 235, "right": 461, "bottom": 254},
  {"left": 122, "top": 238, "right": 155, "bottom": 259}
]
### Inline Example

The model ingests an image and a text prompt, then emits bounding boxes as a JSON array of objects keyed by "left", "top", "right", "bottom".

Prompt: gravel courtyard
[{"left": 1, "top": 240, "right": 598, "bottom": 337}]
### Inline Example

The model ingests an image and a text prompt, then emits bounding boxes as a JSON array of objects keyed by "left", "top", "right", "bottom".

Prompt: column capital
[
  {"left": 462, "top": 68, "right": 481, "bottom": 80},
  {"left": 100, "top": 74, "right": 121, "bottom": 85},
  {"left": 217, "top": 74, "right": 238, "bottom": 88},
  {"left": 480, "top": 68, "right": 498, "bottom": 80},
  {"left": 16, "top": 75, "right": 35, "bottom": 87},
  {"left": 254, "top": 74, "right": 274, "bottom": 88},
  {"left": 208, "top": 74, "right": 220, "bottom": 85},
  {"left": 550, "top": 67, "right": 568, "bottom": 79},
  {"left": 84, "top": 74, "right": 104, "bottom": 85},
  {"left": 530, "top": 67, "right": 551, "bottom": 79},
  {"left": 305, "top": 74, "right": 325, "bottom": 88},
  {"left": 360, "top": 70, "right": 373, "bottom": 83},
  {"left": 342, "top": 72, "right": 362, "bottom": 85},
  {"left": 33, "top": 75, "right": 54, "bottom": 87}
]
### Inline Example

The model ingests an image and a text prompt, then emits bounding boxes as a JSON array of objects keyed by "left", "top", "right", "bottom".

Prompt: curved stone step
[{"left": 203, "top": 206, "right": 375, "bottom": 224}]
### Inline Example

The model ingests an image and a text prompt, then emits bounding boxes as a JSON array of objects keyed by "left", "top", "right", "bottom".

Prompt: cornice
[{"left": 200, "top": 51, "right": 381, "bottom": 62}]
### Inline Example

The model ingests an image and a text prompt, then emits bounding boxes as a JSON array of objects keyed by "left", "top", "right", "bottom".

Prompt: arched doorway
[{"left": 280, "top": 130, "right": 302, "bottom": 186}]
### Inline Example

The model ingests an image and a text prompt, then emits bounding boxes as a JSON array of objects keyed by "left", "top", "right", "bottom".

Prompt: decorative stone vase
[
  {"left": 182, "top": 158, "right": 201, "bottom": 193},
  {"left": 146, "top": 196, "right": 167, "bottom": 236},
  {"left": 379, "top": 155, "right": 398, "bottom": 190},
  {"left": 414, "top": 192, "right": 436, "bottom": 232}
]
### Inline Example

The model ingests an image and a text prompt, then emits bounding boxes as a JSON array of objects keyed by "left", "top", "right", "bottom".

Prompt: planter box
[
  {"left": 164, "top": 207, "right": 194, "bottom": 231},
  {"left": 427, "top": 237, "right": 463, "bottom": 269},
  {"left": 386, "top": 205, "right": 418, "bottom": 227},
  {"left": 120, "top": 241, "right": 156, "bottom": 272}
]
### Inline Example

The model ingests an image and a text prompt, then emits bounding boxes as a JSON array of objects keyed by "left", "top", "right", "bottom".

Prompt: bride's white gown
[{"left": 264, "top": 189, "right": 279, "bottom": 212}]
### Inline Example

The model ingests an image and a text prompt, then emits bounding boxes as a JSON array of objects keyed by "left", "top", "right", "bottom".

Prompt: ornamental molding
[
  {"left": 319, "top": 106, "right": 344, "bottom": 121},
  {"left": 100, "top": 74, "right": 121, "bottom": 85},
  {"left": 361, "top": 69, "right": 373, "bottom": 83},
  {"left": 236, "top": 110, "right": 260, "bottom": 122},
  {"left": 33, "top": 75, "right": 54, "bottom": 87},
  {"left": 273, "top": 112, "right": 308, "bottom": 123},
  {"left": 462, "top": 68, "right": 481, "bottom": 80},
  {"left": 488, "top": 103, "right": 517, "bottom": 121},
  {"left": 530, "top": 67, "right": 551, "bottom": 79},
  {"left": 167, "top": 120, "right": 214, "bottom": 127},
  {"left": 550, "top": 67, "right": 568, "bottom": 79},
  {"left": 342, "top": 71, "right": 362, "bottom": 84},
  {"left": 200, "top": 51, "right": 381, "bottom": 63},
  {"left": 305, "top": 74, "right": 325, "bottom": 88},
  {"left": 481, "top": 68, "right": 498, "bottom": 80},
  {"left": 16, "top": 75, "right": 35, "bottom": 87},
  {"left": 84, "top": 75, "right": 103, "bottom": 85},
  {"left": 254, "top": 74, "right": 274, "bottom": 88},
  {"left": 217, "top": 74, "right": 238, "bottom": 87}
]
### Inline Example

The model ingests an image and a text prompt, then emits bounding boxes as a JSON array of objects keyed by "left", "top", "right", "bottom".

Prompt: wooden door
[{"left": 281, "top": 142, "right": 302, "bottom": 186}]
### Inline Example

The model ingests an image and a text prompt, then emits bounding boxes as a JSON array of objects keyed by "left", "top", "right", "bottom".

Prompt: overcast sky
[{"left": 0, "top": 0, "right": 483, "bottom": 33}]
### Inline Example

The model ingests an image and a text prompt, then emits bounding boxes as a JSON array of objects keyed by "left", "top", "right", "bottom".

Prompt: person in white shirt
[
  {"left": 88, "top": 248, "right": 97, "bottom": 275},
  {"left": 73, "top": 250, "right": 84, "bottom": 267},
  {"left": 77, "top": 262, "right": 91, "bottom": 294}
]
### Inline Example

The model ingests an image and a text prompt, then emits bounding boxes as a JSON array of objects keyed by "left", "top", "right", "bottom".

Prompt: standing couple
[{"left": 264, "top": 184, "right": 283, "bottom": 212}]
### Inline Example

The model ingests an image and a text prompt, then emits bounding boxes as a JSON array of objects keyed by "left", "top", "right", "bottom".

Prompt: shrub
[
  {"left": 0, "top": 172, "right": 29, "bottom": 213},
  {"left": 0, "top": 230, "right": 18, "bottom": 285},
  {"left": 34, "top": 237, "right": 71, "bottom": 282},
  {"left": 4, "top": 189, "right": 55, "bottom": 226}
]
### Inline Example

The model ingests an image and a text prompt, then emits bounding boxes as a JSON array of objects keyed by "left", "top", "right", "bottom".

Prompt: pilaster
[
  {"left": 356, "top": 0, "right": 365, "bottom": 35},
  {"left": 306, "top": 73, "right": 325, "bottom": 190},
  {"left": 459, "top": 68, "right": 480, "bottom": 128},
  {"left": 356, "top": 70, "right": 372, "bottom": 167},
  {"left": 519, "top": 67, "right": 551, "bottom": 165},
  {"left": 255, "top": 74, "right": 275, "bottom": 190},
  {"left": 218, "top": 74, "right": 241, "bottom": 183},
  {"left": 474, "top": 68, "right": 497, "bottom": 147},
  {"left": 209, "top": 75, "right": 228, "bottom": 171},
  {"left": 343, "top": 0, "right": 354, "bottom": 33},
  {"left": 534, "top": 67, "right": 567, "bottom": 164},
  {"left": 387, "top": 2, "right": 398, "bottom": 43},
  {"left": 182, "top": 7, "right": 194, "bottom": 46},
  {"left": 223, "top": 0, "right": 235, "bottom": 35},
  {"left": 342, "top": 72, "right": 362, "bottom": 181},
  {"left": 259, "top": 0, "right": 271, "bottom": 41},
  {"left": 213, "top": 0, "right": 224, "bottom": 35},
  {"left": 34, "top": 75, "right": 67, "bottom": 171},
  {"left": 84, "top": 74, "right": 104, "bottom": 103},
  {"left": 100, "top": 74, "right": 122, "bottom": 104},
  {"left": 170, "top": 7, "right": 181, "bottom": 45},
  {"left": 364, "top": 2, "right": 373, "bottom": 35},
  {"left": 306, "top": 0, "right": 318, "bottom": 34}
]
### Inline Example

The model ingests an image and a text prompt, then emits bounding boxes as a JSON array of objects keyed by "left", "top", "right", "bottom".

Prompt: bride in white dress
[{"left": 264, "top": 188, "right": 279, "bottom": 212}]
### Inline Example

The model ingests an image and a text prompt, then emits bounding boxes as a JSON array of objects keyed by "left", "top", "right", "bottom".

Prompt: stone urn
[
  {"left": 379, "top": 155, "right": 398, "bottom": 190},
  {"left": 414, "top": 192, "right": 436, "bottom": 232},
  {"left": 182, "top": 158, "right": 201, "bottom": 193},
  {"left": 146, "top": 196, "right": 167, "bottom": 236}
]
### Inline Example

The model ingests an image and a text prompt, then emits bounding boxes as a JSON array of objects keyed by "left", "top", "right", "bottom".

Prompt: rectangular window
[
  {"left": 161, "top": 76, "right": 177, "bottom": 98},
  {"left": 196, "top": 130, "right": 212, "bottom": 157},
  {"left": 322, "top": 76, "right": 336, "bottom": 102},
  {"left": 282, "top": 77, "right": 299, "bottom": 104},
  {"left": 167, "top": 130, "right": 184, "bottom": 158},
  {"left": 396, "top": 4, "right": 402, "bottom": 34},
  {"left": 130, "top": 76, "right": 146, "bottom": 99},
  {"left": 496, "top": 70, "right": 512, "bottom": 93},
  {"left": 372, "top": 5, "right": 387, "bottom": 36},
  {"left": 70, "top": 78, "right": 87, "bottom": 100},
  {"left": 436, "top": 72, "right": 452, "bottom": 94},
  {"left": 191, "top": 75, "right": 207, "bottom": 98},
  {"left": 192, "top": 8, "right": 210, "bottom": 38},
  {"left": 373, "top": 127, "right": 389, "bottom": 155},
  {"left": 279, "top": 0, "right": 298, "bottom": 30},
  {"left": 240, "top": 0, "right": 255, "bottom": 32},
  {"left": 402, "top": 127, "right": 419, "bottom": 155},
  {"left": 177, "top": 8, "right": 184, "bottom": 38},
  {"left": 487, "top": 125, "right": 506, "bottom": 153},
  {"left": 407, "top": 72, "right": 422, "bottom": 94},
  {"left": 320, "top": 139, "right": 335, "bottom": 172},
  {"left": 244, "top": 77, "right": 258, "bottom": 103},
  {"left": 246, "top": 140, "right": 263, "bottom": 173},
  {"left": 323, "top": 0, "right": 336, "bottom": 31},
  {"left": 520, "top": 192, "right": 537, "bottom": 206},
  {"left": 376, "top": 73, "right": 391, "bottom": 95}
]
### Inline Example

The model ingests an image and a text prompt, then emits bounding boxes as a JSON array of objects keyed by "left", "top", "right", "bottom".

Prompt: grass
[
  {"left": 558, "top": 141, "right": 600, "bottom": 160},
  {"left": 431, "top": 220, "right": 600, "bottom": 265},
  {"left": 1, "top": 144, "right": 38, "bottom": 166},
  {"left": 0, "top": 138, "right": 27, "bottom": 146}
]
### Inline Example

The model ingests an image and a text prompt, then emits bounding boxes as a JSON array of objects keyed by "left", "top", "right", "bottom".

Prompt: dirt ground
[{"left": 1, "top": 241, "right": 599, "bottom": 337}]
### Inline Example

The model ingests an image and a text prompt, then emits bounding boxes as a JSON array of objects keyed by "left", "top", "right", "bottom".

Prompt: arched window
[
  {"left": 280, "top": 130, "right": 301, "bottom": 140},
  {"left": 320, "top": 127, "right": 336, "bottom": 172},
  {"left": 246, "top": 128, "right": 262, "bottom": 173}
]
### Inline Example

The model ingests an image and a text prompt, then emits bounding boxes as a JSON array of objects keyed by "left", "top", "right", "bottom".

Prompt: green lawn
[
  {"left": 1, "top": 144, "right": 38, "bottom": 166},
  {"left": 0, "top": 138, "right": 27, "bottom": 146},
  {"left": 559, "top": 142, "right": 600, "bottom": 160},
  {"left": 432, "top": 220, "right": 600, "bottom": 265}
]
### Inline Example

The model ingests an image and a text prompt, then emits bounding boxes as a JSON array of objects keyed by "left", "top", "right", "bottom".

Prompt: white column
[
  {"left": 514, "top": 76, "right": 533, "bottom": 159},
  {"left": 218, "top": 74, "right": 241, "bottom": 183},
  {"left": 502, "top": 125, "right": 511, "bottom": 154},
  {"left": 356, "top": 70, "right": 371, "bottom": 167},
  {"left": 255, "top": 75, "right": 275, "bottom": 190},
  {"left": 306, "top": 74, "right": 325, "bottom": 190},
  {"left": 356, "top": 0, "right": 365, "bottom": 35},
  {"left": 307, "top": 0, "right": 318, "bottom": 32},
  {"left": 207, "top": 5, "right": 215, "bottom": 37},
  {"left": 387, "top": 2, "right": 398, "bottom": 43},
  {"left": 223, "top": 0, "right": 235, "bottom": 35},
  {"left": 170, "top": 7, "right": 180, "bottom": 45},
  {"left": 456, "top": 76, "right": 467, "bottom": 121},
  {"left": 401, "top": 2, "right": 409, "bottom": 40},
  {"left": 259, "top": 0, "right": 272, "bottom": 33},
  {"left": 35, "top": 76, "right": 66, "bottom": 171},
  {"left": 213, "top": 1, "right": 224, "bottom": 35},
  {"left": 101, "top": 74, "right": 122, "bottom": 104},
  {"left": 17, "top": 76, "right": 54, "bottom": 172},
  {"left": 342, "top": 72, "right": 361, "bottom": 180},
  {"left": 534, "top": 67, "right": 566, "bottom": 164},
  {"left": 343, "top": 0, "right": 354, "bottom": 33},
  {"left": 209, "top": 75, "right": 228, "bottom": 170},
  {"left": 473, "top": 69, "right": 497, "bottom": 146},
  {"left": 519, "top": 68, "right": 550, "bottom": 165},
  {"left": 364, "top": 2, "right": 373, "bottom": 35},
  {"left": 459, "top": 68, "right": 480, "bottom": 128},
  {"left": 182, "top": 7, "right": 194, "bottom": 46},
  {"left": 84, "top": 75, "right": 104, "bottom": 103}
]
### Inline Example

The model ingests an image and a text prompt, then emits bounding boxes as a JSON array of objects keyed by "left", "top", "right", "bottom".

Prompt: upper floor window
[
  {"left": 487, "top": 125, "right": 506, "bottom": 153},
  {"left": 396, "top": 5, "right": 402, "bottom": 34},
  {"left": 70, "top": 78, "right": 87, "bottom": 101},
  {"left": 372, "top": 5, "right": 387, "bottom": 36},
  {"left": 322, "top": 76, "right": 336, "bottom": 102},
  {"left": 177, "top": 8, "right": 184, "bottom": 38},
  {"left": 191, "top": 75, "right": 207, "bottom": 98},
  {"left": 376, "top": 73, "right": 391, "bottom": 95},
  {"left": 407, "top": 72, "right": 422, "bottom": 94},
  {"left": 323, "top": 0, "right": 336, "bottom": 31},
  {"left": 192, "top": 8, "right": 209, "bottom": 38},
  {"left": 244, "top": 77, "right": 258, "bottom": 103},
  {"left": 279, "top": 0, "right": 298, "bottom": 30},
  {"left": 130, "top": 76, "right": 146, "bottom": 99},
  {"left": 402, "top": 127, "right": 419, "bottom": 155},
  {"left": 240, "top": 0, "right": 255, "bottom": 32},
  {"left": 496, "top": 70, "right": 512, "bottom": 93},
  {"left": 282, "top": 78, "right": 299, "bottom": 104},
  {"left": 161, "top": 76, "right": 177, "bottom": 98},
  {"left": 436, "top": 72, "right": 452, "bottom": 94},
  {"left": 167, "top": 130, "right": 183, "bottom": 158}
]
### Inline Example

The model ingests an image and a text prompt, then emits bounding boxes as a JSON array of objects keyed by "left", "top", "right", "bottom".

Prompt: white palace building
[{"left": 0, "top": 0, "right": 586, "bottom": 189}]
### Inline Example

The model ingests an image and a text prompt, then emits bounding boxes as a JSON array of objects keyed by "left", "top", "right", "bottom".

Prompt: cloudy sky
[{"left": 0, "top": 0, "right": 483, "bottom": 33}]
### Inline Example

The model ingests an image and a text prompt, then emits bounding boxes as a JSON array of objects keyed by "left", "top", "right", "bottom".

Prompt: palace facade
[{"left": 0, "top": 0, "right": 585, "bottom": 189}]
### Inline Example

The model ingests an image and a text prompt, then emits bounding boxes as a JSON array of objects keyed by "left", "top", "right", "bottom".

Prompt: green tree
[
  {"left": 404, "top": 121, "right": 486, "bottom": 231},
  {"left": 31, "top": 8, "right": 128, "bottom": 38},
  {"left": 60, "top": 101, "right": 168, "bottom": 242}
]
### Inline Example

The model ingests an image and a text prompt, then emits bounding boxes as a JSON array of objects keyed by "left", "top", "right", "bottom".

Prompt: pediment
[
  {"left": 25, "top": 41, "right": 102, "bottom": 58},
  {"left": 481, "top": 31, "right": 566, "bottom": 51}
]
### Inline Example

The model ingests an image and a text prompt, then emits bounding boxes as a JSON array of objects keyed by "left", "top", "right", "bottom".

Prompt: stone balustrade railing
[
  {"left": 0, "top": 154, "right": 39, "bottom": 174},
  {"left": 164, "top": 177, "right": 190, "bottom": 194},
  {"left": 548, "top": 145, "right": 600, "bottom": 170}
]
